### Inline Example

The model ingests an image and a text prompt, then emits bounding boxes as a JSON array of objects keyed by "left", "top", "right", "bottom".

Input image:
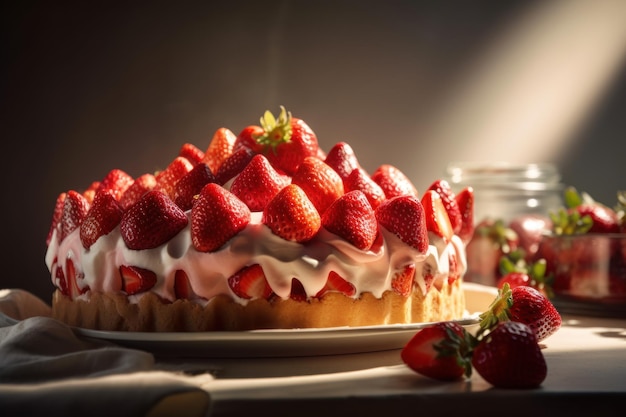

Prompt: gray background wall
[{"left": 2, "top": 0, "right": 625, "bottom": 301}]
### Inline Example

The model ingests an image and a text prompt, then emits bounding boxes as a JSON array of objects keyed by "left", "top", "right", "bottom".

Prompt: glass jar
[{"left": 446, "top": 162, "right": 564, "bottom": 224}]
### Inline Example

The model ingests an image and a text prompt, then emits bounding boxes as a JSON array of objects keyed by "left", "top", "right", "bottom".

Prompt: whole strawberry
[
  {"left": 230, "top": 154, "right": 290, "bottom": 212},
  {"left": 322, "top": 190, "right": 378, "bottom": 251},
  {"left": 375, "top": 195, "right": 428, "bottom": 253},
  {"left": 401, "top": 322, "right": 472, "bottom": 381},
  {"left": 508, "top": 285, "right": 562, "bottom": 342},
  {"left": 120, "top": 190, "right": 188, "bottom": 250},
  {"left": 262, "top": 184, "right": 321, "bottom": 243},
  {"left": 191, "top": 183, "right": 251, "bottom": 252},
  {"left": 80, "top": 189, "right": 124, "bottom": 249},
  {"left": 472, "top": 321, "right": 547, "bottom": 389},
  {"left": 292, "top": 156, "right": 344, "bottom": 216}
]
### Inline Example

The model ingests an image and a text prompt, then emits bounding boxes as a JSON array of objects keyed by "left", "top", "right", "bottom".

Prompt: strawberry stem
[
  {"left": 257, "top": 106, "right": 293, "bottom": 152},
  {"left": 477, "top": 283, "right": 513, "bottom": 339}
]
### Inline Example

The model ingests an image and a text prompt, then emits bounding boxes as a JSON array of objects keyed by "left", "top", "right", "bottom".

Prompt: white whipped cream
[{"left": 46, "top": 211, "right": 467, "bottom": 305}]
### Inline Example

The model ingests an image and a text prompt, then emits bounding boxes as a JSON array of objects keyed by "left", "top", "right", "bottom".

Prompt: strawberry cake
[{"left": 45, "top": 107, "right": 474, "bottom": 331}]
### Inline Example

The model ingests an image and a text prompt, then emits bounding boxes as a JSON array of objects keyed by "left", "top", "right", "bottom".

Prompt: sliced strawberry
[
  {"left": 472, "top": 321, "right": 547, "bottom": 388},
  {"left": 120, "top": 190, "right": 188, "bottom": 250},
  {"left": 230, "top": 154, "right": 291, "bottom": 212},
  {"left": 289, "top": 278, "right": 308, "bottom": 301},
  {"left": 79, "top": 189, "right": 124, "bottom": 249},
  {"left": 315, "top": 271, "right": 356, "bottom": 297},
  {"left": 119, "top": 265, "right": 157, "bottom": 295},
  {"left": 203, "top": 127, "right": 238, "bottom": 173},
  {"left": 178, "top": 142, "right": 205, "bottom": 165},
  {"left": 322, "top": 190, "right": 378, "bottom": 250},
  {"left": 375, "top": 195, "right": 428, "bottom": 253},
  {"left": 262, "top": 184, "right": 321, "bottom": 243},
  {"left": 119, "top": 173, "right": 157, "bottom": 210},
  {"left": 59, "top": 190, "right": 90, "bottom": 242},
  {"left": 227, "top": 264, "right": 273, "bottom": 299},
  {"left": 421, "top": 190, "right": 454, "bottom": 241},
  {"left": 215, "top": 146, "right": 256, "bottom": 185},
  {"left": 191, "top": 183, "right": 251, "bottom": 252},
  {"left": 173, "top": 163, "right": 216, "bottom": 211},
  {"left": 63, "top": 257, "right": 89, "bottom": 299},
  {"left": 427, "top": 180, "right": 462, "bottom": 234},
  {"left": 343, "top": 167, "right": 386, "bottom": 210},
  {"left": 391, "top": 264, "right": 416, "bottom": 297},
  {"left": 324, "top": 141, "right": 360, "bottom": 180},
  {"left": 401, "top": 321, "right": 471, "bottom": 381},
  {"left": 292, "top": 156, "right": 344, "bottom": 216},
  {"left": 46, "top": 192, "right": 66, "bottom": 245},
  {"left": 155, "top": 156, "right": 194, "bottom": 199},
  {"left": 173, "top": 269, "right": 205, "bottom": 300},
  {"left": 95, "top": 169, "right": 134, "bottom": 201},
  {"left": 371, "top": 164, "right": 418, "bottom": 199},
  {"left": 455, "top": 186, "right": 475, "bottom": 243}
]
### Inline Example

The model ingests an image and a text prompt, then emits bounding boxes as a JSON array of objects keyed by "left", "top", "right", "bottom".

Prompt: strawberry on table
[
  {"left": 120, "top": 190, "right": 188, "bottom": 250},
  {"left": 262, "top": 184, "right": 321, "bottom": 243},
  {"left": 401, "top": 322, "right": 472, "bottom": 381},
  {"left": 375, "top": 195, "right": 429, "bottom": 253},
  {"left": 472, "top": 321, "right": 547, "bottom": 389},
  {"left": 322, "top": 190, "right": 378, "bottom": 251},
  {"left": 191, "top": 183, "right": 251, "bottom": 252}
]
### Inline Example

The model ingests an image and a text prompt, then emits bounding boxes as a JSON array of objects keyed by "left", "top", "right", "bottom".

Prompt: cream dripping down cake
[{"left": 45, "top": 107, "right": 475, "bottom": 331}]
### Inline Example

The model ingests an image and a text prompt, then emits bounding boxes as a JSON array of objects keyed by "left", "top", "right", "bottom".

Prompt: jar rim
[{"left": 446, "top": 162, "right": 561, "bottom": 184}]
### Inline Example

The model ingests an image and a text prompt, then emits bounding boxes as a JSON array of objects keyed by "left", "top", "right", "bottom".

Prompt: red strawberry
[
  {"left": 178, "top": 142, "right": 205, "bottom": 165},
  {"left": 455, "top": 186, "right": 474, "bottom": 243},
  {"left": 95, "top": 169, "right": 134, "bottom": 201},
  {"left": 472, "top": 321, "right": 547, "bottom": 388},
  {"left": 79, "top": 189, "right": 124, "bottom": 249},
  {"left": 173, "top": 269, "right": 204, "bottom": 300},
  {"left": 315, "top": 271, "right": 356, "bottom": 297},
  {"left": 573, "top": 204, "right": 620, "bottom": 233},
  {"left": 239, "top": 106, "right": 320, "bottom": 175},
  {"left": 227, "top": 264, "right": 273, "bottom": 299},
  {"left": 119, "top": 173, "right": 157, "bottom": 210},
  {"left": 120, "top": 190, "right": 188, "bottom": 250},
  {"left": 202, "top": 127, "right": 237, "bottom": 173},
  {"left": 262, "top": 184, "right": 321, "bottom": 243},
  {"left": 290, "top": 278, "right": 308, "bottom": 301},
  {"left": 322, "top": 190, "right": 378, "bottom": 250},
  {"left": 46, "top": 192, "right": 66, "bottom": 245},
  {"left": 427, "top": 180, "right": 462, "bottom": 234},
  {"left": 421, "top": 190, "right": 454, "bottom": 241},
  {"left": 191, "top": 183, "right": 251, "bottom": 252},
  {"left": 233, "top": 125, "right": 265, "bottom": 154},
  {"left": 508, "top": 285, "right": 562, "bottom": 342},
  {"left": 230, "top": 154, "right": 291, "bottom": 212},
  {"left": 401, "top": 322, "right": 471, "bottom": 381},
  {"left": 56, "top": 257, "right": 89, "bottom": 299},
  {"left": 215, "top": 146, "right": 256, "bottom": 185},
  {"left": 324, "top": 141, "right": 360, "bottom": 180},
  {"left": 371, "top": 164, "right": 418, "bottom": 199},
  {"left": 82, "top": 181, "right": 100, "bottom": 204},
  {"left": 119, "top": 265, "right": 157, "bottom": 295},
  {"left": 496, "top": 271, "right": 531, "bottom": 290},
  {"left": 391, "top": 264, "right": 416, "bottom": 297},
  {"left": 343, "top": 167, "right": 386, "bottom": 210},
  {"left": 59, "top": 190, "right": 90, "bottom": 242},
  {"left": 155, "top": 156, "right": 194, "bottom": 199},
  {"left": 375, "top": 195, "right": 428, "bottom": 253},
  {"left": 173, "top": 163, "right": 216, "bottom": 211},
  {"left": 291, "top": 156, "right": 345, "bottom": 215}
]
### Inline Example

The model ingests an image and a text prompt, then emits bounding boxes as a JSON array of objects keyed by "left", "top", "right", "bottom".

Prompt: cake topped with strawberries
[{"left": 45, "top": 106, "right": 474, "bottom": 331}]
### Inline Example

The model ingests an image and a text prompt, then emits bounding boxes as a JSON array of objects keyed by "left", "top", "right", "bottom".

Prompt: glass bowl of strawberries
[{"left": 533, "top": 188, "right": 626, "bottom": 316}]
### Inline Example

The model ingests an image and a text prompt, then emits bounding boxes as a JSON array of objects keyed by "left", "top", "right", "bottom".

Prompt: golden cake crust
[{"left": 52, "top": 279, "right": 465, "bottom": 332}]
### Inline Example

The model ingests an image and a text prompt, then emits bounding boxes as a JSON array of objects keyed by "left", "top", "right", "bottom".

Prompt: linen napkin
[{"left": 0, "top": 289, "right": 212, "bottom": 417}]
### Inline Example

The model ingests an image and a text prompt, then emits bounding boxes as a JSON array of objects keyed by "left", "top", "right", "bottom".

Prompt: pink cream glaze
[{"left": 45, "top": 211, "right": 467, "bottom": 306}]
